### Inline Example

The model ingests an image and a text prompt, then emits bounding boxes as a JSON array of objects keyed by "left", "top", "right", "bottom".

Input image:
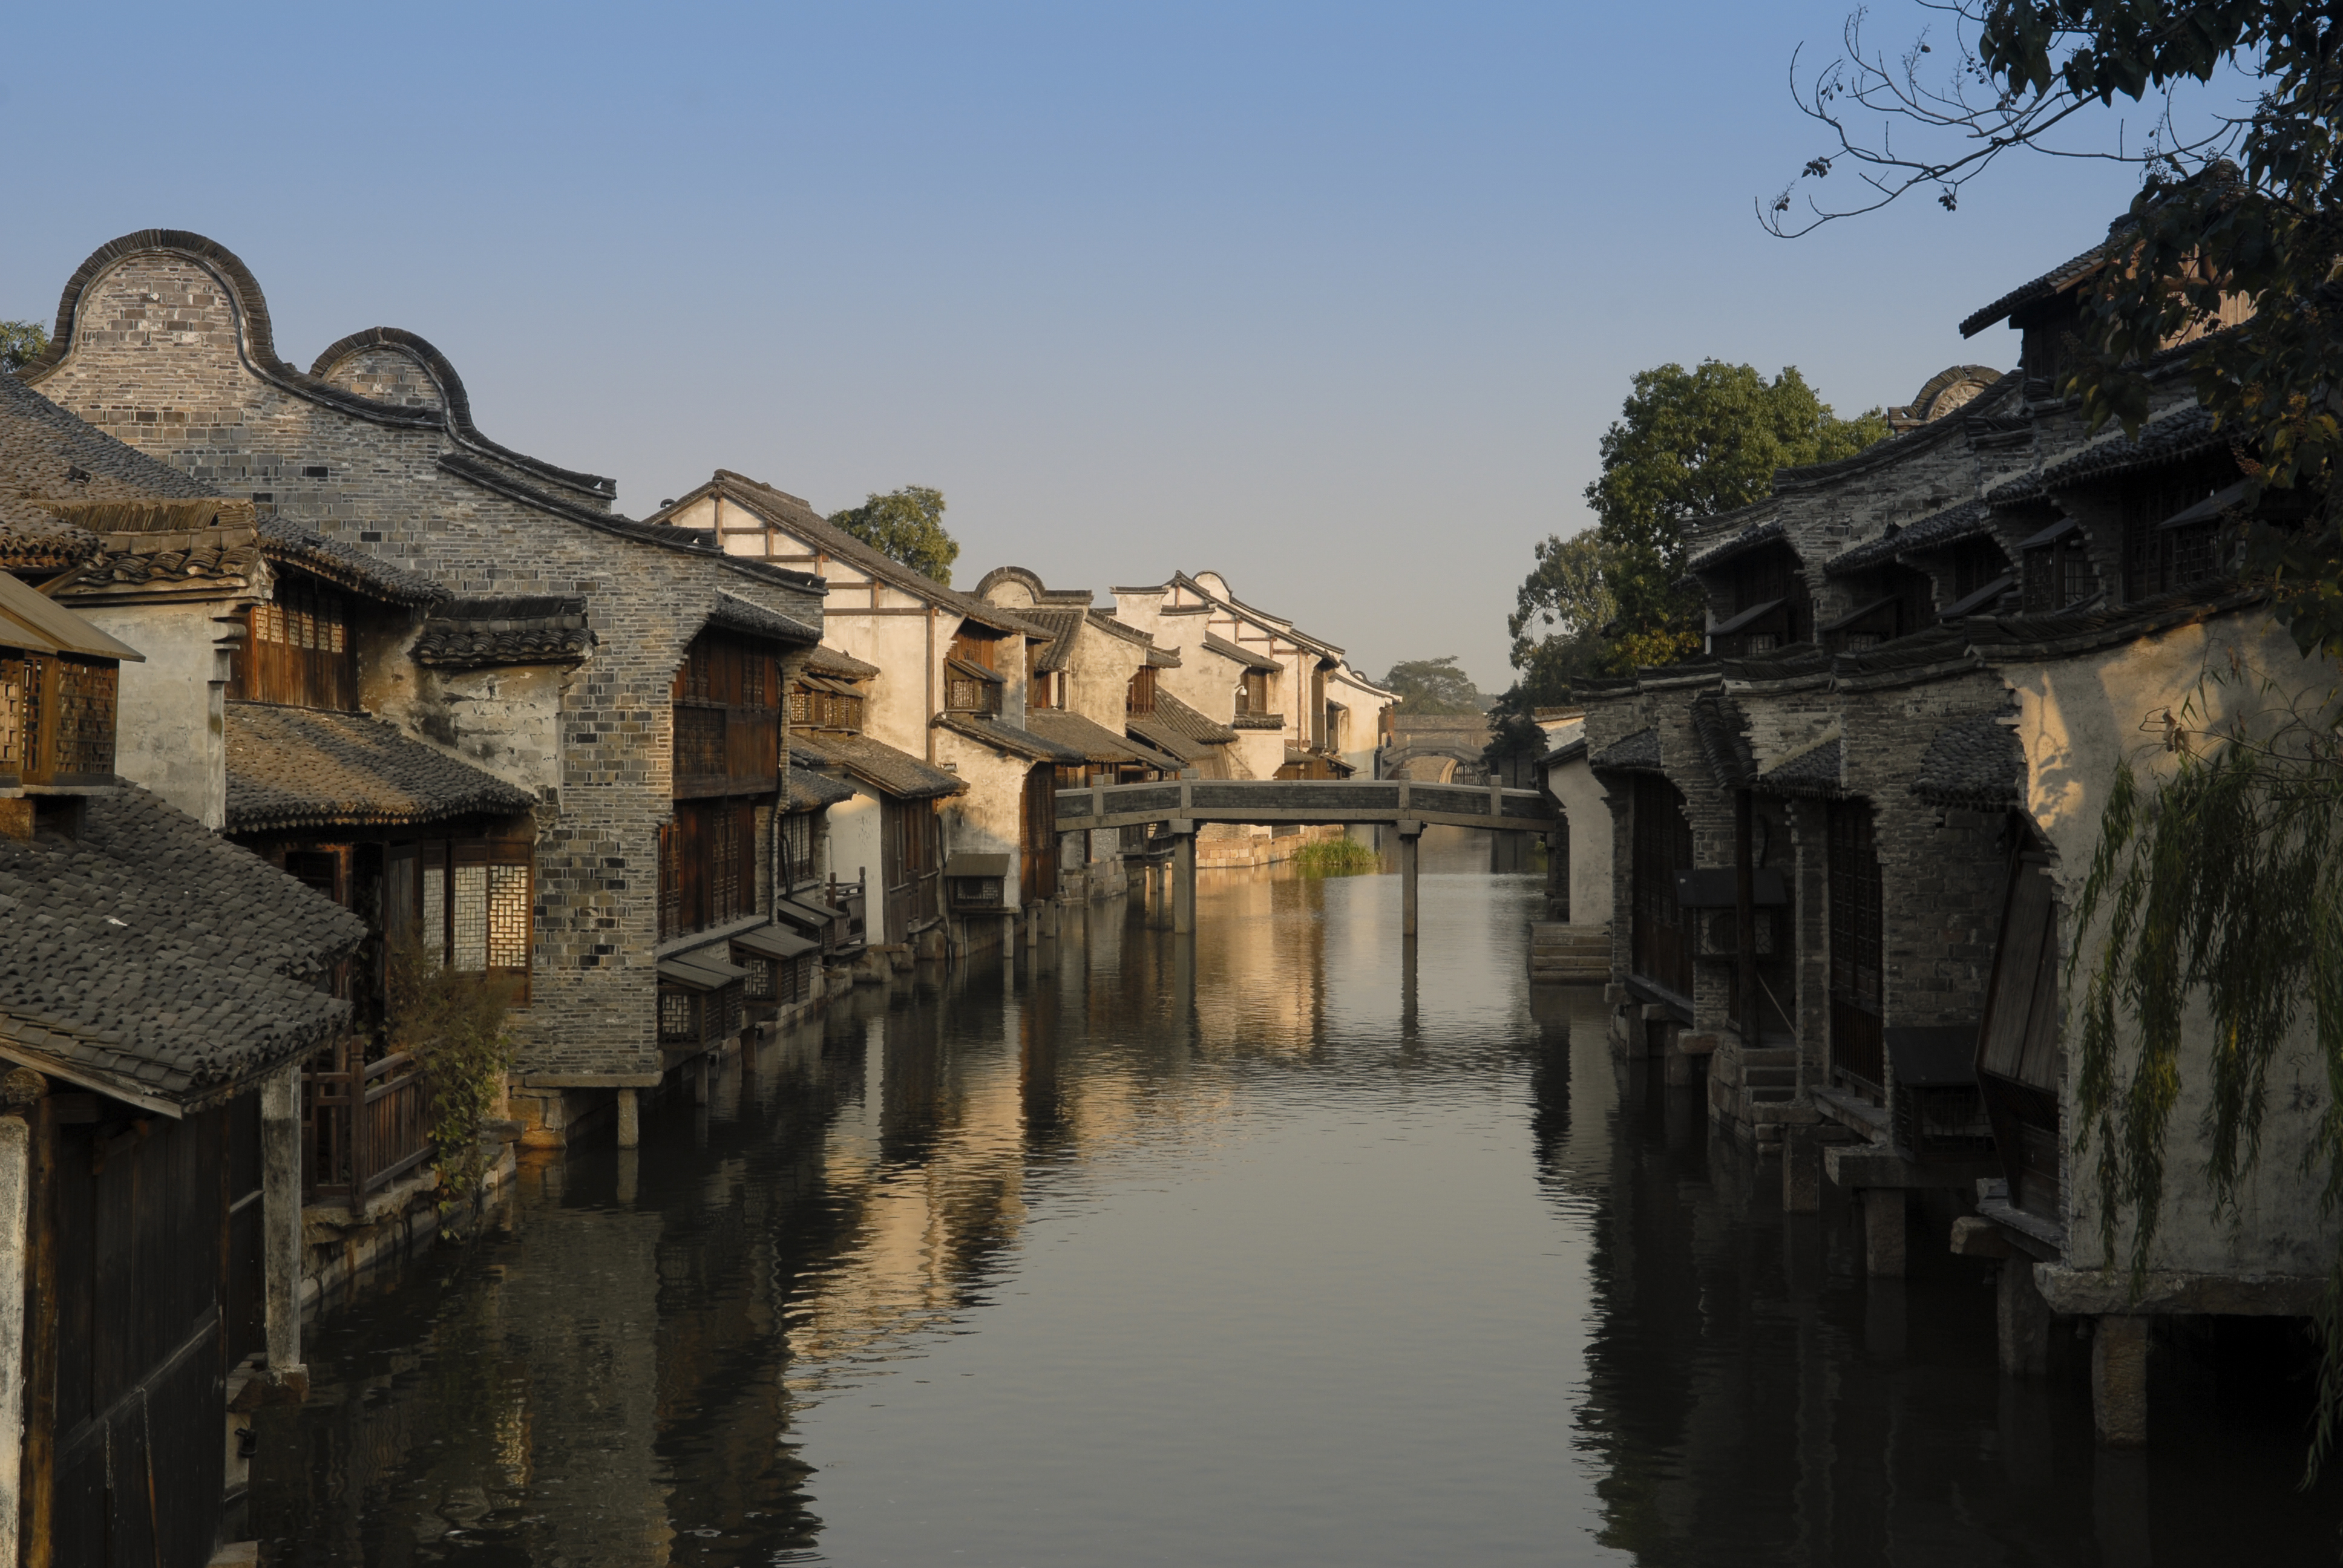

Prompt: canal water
[{"left": 250, "top": 832, "right": 2341, "bottom": 1565}]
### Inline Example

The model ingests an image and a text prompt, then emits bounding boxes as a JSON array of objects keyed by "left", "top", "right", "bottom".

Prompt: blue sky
[{"left": 2, "top": 2, "right": 2172, "bottom": 688}]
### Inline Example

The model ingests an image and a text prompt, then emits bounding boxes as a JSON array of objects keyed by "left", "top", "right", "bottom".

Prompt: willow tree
[{"left": 1769, "top": 0, "right": 2343, "bottom": 1472}]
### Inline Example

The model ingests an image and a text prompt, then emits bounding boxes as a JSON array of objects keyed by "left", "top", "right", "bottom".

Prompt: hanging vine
[{"left": 2068, "top": 648, "right": 2343, "bottom": 1476}]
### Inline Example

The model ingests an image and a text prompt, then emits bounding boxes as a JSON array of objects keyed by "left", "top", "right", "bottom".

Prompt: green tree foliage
[
  {"left": 0, "top": 321, "right": 48, "bottom": 371},
  {"left": 829, "top": 485, "right": 959, "bottom": 586},
  {"left": 385, "top": 938, "right": 514, "bottom": 1212},
  {"left": 1506, "top": 530, "right": 1617, "bottom": 705},
  {"left": 1381, "top": 655, "right": 1483, "bottom": 715},
  {"left": 1583, "top": 361, "right": 1886, "bottom": 673},
  {"left": 1775, "top": 1, "right": 2343, "bottom": 1472}
]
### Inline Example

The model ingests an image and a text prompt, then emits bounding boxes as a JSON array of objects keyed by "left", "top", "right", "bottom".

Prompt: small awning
[
  {"left": 658, "top": 954, "right": 750, "bottom": 990},
  {"left": 1709, "top": 597, "right": 1785, "bottom": 636},
  {"left": 1939, "top": 572, "right": 2016, "bottom": 619},
  {"left": 773, "top": 894, "right": 838, "bottom": 935},
  {"left": 2160, "top": 479, "right": 2255, "bottom": 531},
  {"left": 0, "top": 570, "right": 143, "bottom": 661},
  {"left": 1821, "top": 596, "right": 1899, "bottom": 636},
  {"left": 2015, "top": 516, "right": 2079, "bottom": 551},
  {"left": 946, "top": 656, "right": 1004, "bottom": 684},
  {"left": 733, "top": 923, "right": 818, "bottom": 961},
  {"left": 945, "top": 853, "right": 1011, "bottom": 879},
  {"left": 1673, "top": 869, "right": 1789, "bottom": 908}
]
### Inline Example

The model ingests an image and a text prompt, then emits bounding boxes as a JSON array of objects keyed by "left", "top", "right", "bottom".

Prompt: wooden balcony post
[
  {"left": 261, "top": 1063, "right": 306, "bottom": 1385},
  {"left": 0, "top": 1090, "right": 33, "bottom": 1568},
  {"left": 1398, "top": 820, "right": 1423, "bottom": 939}
]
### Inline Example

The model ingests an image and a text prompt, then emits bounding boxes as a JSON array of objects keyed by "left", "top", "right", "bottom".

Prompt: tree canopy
[
  {"left": 0, "top": 321, "right": 47, "bottom": 372},
  {"left": 829, "top": 486, "right": 959, "bottom": 586},
  {"left": 1505, "top": 361, "right": 1886, "bottom": 696},
  {"left": 1380, "top": 656, "right": 1484, "bottom": 716}
]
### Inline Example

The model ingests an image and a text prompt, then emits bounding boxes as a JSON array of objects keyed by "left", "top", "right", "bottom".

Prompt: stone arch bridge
[{"left": 1056, "top": 777, "right": 1557, "bottom": 936}]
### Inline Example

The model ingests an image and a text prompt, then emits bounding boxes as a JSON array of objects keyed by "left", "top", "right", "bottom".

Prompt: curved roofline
[
  {"left": 310, "top": 325, "right": 614, "bottom": 499},
  {"left": 25, "top": 231, "right": 615, "bottom": 501},
  {"left": 974, "top": 564, "right": 1093, "bottom": 606},
  {"left": 1771, "top": 372, "right": 2022, "bottom": 491}
]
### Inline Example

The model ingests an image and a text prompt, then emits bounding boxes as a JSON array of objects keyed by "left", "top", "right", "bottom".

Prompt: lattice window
[
  {"left": 450, "top": 864, "right": 488, "bottom": 970},
  {"left": 659, "top": 988, "right": 697, "bottom": 1042},
  {"left": 1127, "top": 666, "right": 1157, "bottom": 716},
  {"left": 0, "top": 658, "right": 23, "bottom": 776},
  {"left": 779, "top": 812, "right": 815, "bottom": 887},
  {"left": 421, "top": 860, "right": 445, "bottom": 970},
  {"left": 741, "top": 955, "right": 775, "bottom": 1001},
  {"left": 50, "top": 659, "right": 115, "bottom": 779},
  {"left": 675, "top": 707, "right": 726, "bottom": 782}
]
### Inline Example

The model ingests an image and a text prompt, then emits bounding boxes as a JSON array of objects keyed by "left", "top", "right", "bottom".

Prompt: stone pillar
[
  {"left": 1997, "top": 1255, "right": 2052, "bottom": 1376},
  {"left": 1662, "top": 1027, "right": 1699, "bottom": 1086},
  {"left": 1041, "top": 897, "right": 1060, "bottom": 939},
  {"left": 261, "top": 1063, "right": 304, "bottom": 1380},
  {"left": 0, "top": 1098, "right": 32, "bottom": 1568},
  {"left": 1863, "top": 1189, "right": 1907, "bottom": 1277},
  {"left": 615, "top": 1088, "right": 641, "bottom": 1149},
  {"left": 2092, "top": 1315, "right": 2150, "bottom": 1448},
  {"left": 1781, "top": 1125, "right": 1821, "bottom": 1212},
  {"left": 1398, "top": 824, "right": 1422, "bottom": 939},
  {"left": 1025, "top": 904, "right": 1040, "bottom": 949},
  {"left": 1173, "top": 830, "right": 1197, "bottom": 935}
]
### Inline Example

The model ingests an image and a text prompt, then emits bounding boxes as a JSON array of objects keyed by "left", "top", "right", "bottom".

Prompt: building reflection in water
[{"left": 247, "top": 828, "right": 2335, "bottom": 1566}]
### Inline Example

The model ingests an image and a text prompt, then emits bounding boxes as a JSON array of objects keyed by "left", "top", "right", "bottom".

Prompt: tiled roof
[
  {"left": 1145, "top": 643, "right": 1182, "bottom": 668},
  {"left": 413, "top": 596, "right": 593, "bottom": 667},
  {"left": 804, "top": 643, "right": 880, "bottom": 680},
  {"left": 1912, "top": 710, "right": 2025, "bottom": 806},
  {"left": 706, "top": 591, "right": 820, "bottom": 647},
  {"left": 1203, "top": 632, "right": 1280, "bottom": 672},
  {"left": 258, "top": 520, "right": 444, "bottom": 605},
  {"left": 0, "top": 784, "right": 362, "bottom": 1111},
  {"left": 0, "top": 370, "right": 218, "bottom": 569},
  {"left": 1017, "top": 606, "right": 1087, "bottom": 673},
  {"left": 1022, "top": 709, "right": 1156, "bottom": 765},
  {"left": 1685, "top": 516, "right": 1786, "bottom": 575},
  {"left": 1130, "top": 690, "right": 1236, "bottom": 749},
  {"left": 1589, "top": 727, "right": 1660, "bottom": 772},
  {"left": 680, "top": 471, "right": 1047, "bottom": 638},
  {"left": 1960, "top": 234, "right": 2119, "bottom": 338},
  {"left": 934, "top": 713, "right": 1089, "bottom": 764},
  {"left": 1230, "top": 711, "right": 1284, "bottom": 730},
  {"left": 1689, "top": 692, "right": 1754, "bottom": 788},
  {"left": 1825, "top": 500, "right": 1995, "bottom": 578},
  {"left": 784, "top": 766, "right": 857, "bottom": 810},
  {"left": 45, "top": 513, "right": 446, "bottom": 610},
  {"left": 1086, "top": 610, "right": 1156, "bottom": 650},
  {"left": 788, "top": 729, "right": 966, "bottom": 800},
  {"left": 1773, "top": 373, "right": 2023, "bottom": 489},
  {"left": 2031, "top": 405, "right": 2230, "bottom": 491},
  {"left": 1753, "top": 737, "right": 1843, "bottom": 797},
  {"left": 225, "top": 702, "right": 536, "bottom": 832}
]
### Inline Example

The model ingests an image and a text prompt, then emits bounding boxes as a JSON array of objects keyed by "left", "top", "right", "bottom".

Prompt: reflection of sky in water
[{"left": 248, "top": 835, "right": 2339, "bottom": 1567}]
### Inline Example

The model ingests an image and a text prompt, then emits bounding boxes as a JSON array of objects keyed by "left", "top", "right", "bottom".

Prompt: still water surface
[{"left": 252, "top": 834, "right": 2341, "bottom": 1564}]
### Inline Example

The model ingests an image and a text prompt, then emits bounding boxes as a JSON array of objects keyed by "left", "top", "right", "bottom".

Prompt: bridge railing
[{"left": 1055, "top": 777, "right": 1556, "bottom": 830}]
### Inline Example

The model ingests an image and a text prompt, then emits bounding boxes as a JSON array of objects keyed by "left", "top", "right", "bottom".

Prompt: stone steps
[{"left": 1527, "top": 922, "right": 1610, "bottom": 982}]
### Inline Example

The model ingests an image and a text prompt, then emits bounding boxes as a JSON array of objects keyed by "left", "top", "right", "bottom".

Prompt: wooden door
[
  {"left": 1976, "top": 846, "right": 2065, "bottom": 1216},
  {"left": 1021, "top": 765, "right": 1058, "bottom": 907},
  {"left": 1828, "top": 801, "right": 1886, "bottom": 1091},
  {"left": 1629, "top": 774, "right": 1694, "bottom": 998},
  {"left": 45, "top": 1108, "right": 229, "bottom": 1567}
]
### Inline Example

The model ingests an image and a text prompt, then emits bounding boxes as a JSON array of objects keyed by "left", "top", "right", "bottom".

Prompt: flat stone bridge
[{"left": 1057, "top": 777, "right": 1558, "bottom": 936}]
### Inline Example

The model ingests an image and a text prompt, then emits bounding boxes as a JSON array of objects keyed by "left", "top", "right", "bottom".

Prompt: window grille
[
  {"left": 1127, "top": 667, "right": 1158, "bottom": 716},
  {"left": 779, "top": 812, "right": 815, "bottom": 887},
  {"left": 232, "top": 575, "right": 355, "bottom": 709}
]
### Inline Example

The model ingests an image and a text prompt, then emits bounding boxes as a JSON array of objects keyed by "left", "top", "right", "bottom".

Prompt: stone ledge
[
  {"left": 1827, "top": 1145, "right": 2002, "bottom": 1191},
  {"left": 2034, "top": 1262, "right": 2324, "bottom": 1317}
]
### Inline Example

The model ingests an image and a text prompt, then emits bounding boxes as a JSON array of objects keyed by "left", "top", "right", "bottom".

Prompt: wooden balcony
[{"left": 302, "top": 1037, "right": 435, "bottom": 1206}]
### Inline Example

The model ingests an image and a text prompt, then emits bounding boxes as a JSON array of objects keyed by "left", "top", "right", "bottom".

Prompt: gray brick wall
[{"left": 28, "top": 242, "right": 822, "bottom": 1080}]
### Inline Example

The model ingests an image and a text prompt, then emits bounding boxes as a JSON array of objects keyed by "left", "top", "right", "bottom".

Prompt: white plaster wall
[
  {"left": 825, "top": 788, "right": 888, "bottom": 933},
  {"left": 2004, "top": 607, "right": 2341, "bottom": 1275},
  {"left": 1546, "top": 753, "right": 1613, "bottom": 931},
  {"left": 79, "top": 599, "right": 232, "bottom": 829},
  {"left": 932, "top": 730, "right": 1029, "bottom": 862},
  {"left": 421, "top": 665, "right": 567, "bottom": 794}
]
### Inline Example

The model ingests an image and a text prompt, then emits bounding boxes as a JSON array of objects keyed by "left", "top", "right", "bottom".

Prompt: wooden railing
[{"left": 303, "top": 1039, "right": 436, "bottom": 1205}]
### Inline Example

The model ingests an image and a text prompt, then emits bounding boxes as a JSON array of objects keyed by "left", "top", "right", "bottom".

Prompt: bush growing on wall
[{"left": 384, "top": 938, "right": 514, "bottom": 1207}]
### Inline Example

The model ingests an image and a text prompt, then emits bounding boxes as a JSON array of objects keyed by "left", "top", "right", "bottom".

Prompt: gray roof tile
[
  {"left": 0, "top": 784, "right": 362, "bottom": 1108},
  {"left": 226, "top": 702, "right": 536, "bottom": 832}
]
